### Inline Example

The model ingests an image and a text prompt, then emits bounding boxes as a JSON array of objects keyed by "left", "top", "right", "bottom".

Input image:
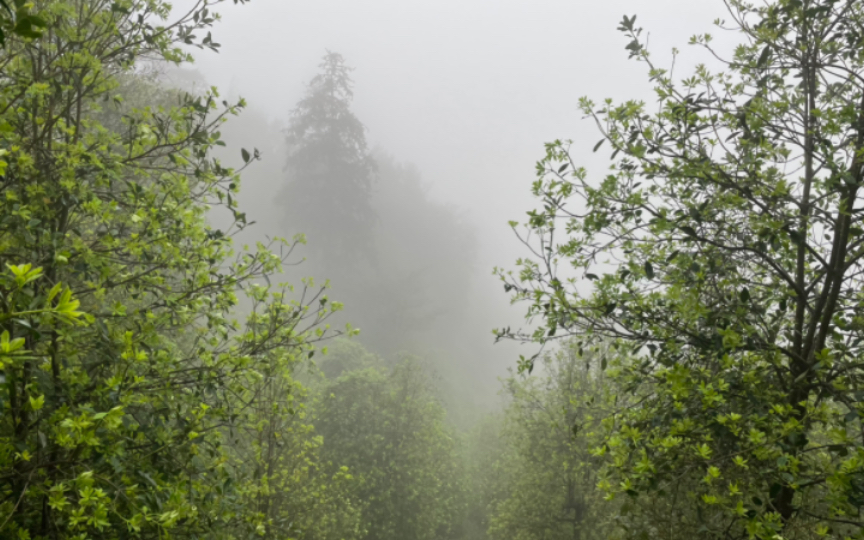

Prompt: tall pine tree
[{"left": 281, "top": 52, "right": 376, "bottom": 264}]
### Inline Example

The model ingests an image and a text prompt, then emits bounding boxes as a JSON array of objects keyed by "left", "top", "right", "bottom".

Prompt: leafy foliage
[
  {"left": 229, "top": 354, "right": 362, "bottom": 540},
  {"left": 498, "top": 1, "right": 864, "bottom": 538},
  {"left": 0, "top": 1, "right": 349, "bottom": 538},
  {"left": 487, "top": 345, "right": 614, "bottom": 540},
  {"left": 0, "top": 0, "right": 48, "bottom": 46},
  {"left": 315, "top": 341, "right": 466, "bottom": 540}
]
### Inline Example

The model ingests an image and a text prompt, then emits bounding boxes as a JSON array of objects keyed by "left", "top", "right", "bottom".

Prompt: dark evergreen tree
[{"left": 280, "top": 51, "right": 376, "bottom": 263}]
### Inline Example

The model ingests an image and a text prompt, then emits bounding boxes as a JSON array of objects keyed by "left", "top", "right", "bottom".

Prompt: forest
[{"left": 1, "top": 1, "right": 864, "bottom": 539}]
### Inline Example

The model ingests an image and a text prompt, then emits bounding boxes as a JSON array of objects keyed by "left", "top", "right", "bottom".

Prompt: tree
[
  {"left": 280, "top": 51, "right": 376, "bottom": 264},
  {"left": 0, "top": 1, "right": 344, "bottom": 538},
  {"left": 315, "top": 341, "right": 465, "bottom": 540},
  {"left": 229, "top": 351, "right": 363, "bottom": 540},
  {"left": 487, "top": 345, "right": 613, "bottom": 540},
  {"left": 498, "top": 1, "right": 864, "bottom": 538}
]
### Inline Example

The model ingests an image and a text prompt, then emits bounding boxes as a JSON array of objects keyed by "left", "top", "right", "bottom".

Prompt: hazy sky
[
  {"left": 176, "top": 0, "right": 741, "bottom": 396},
  {"left": 190, "top": 0, "right": 734, "bottom": 268}
]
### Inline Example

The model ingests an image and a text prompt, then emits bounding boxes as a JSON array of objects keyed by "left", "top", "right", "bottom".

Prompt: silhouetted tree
[{"left": 280, "top": 51, "right": 376, "bottom": 263}]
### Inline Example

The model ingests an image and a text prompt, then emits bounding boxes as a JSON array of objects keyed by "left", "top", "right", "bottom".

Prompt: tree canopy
[
  {"left": 499, "top": 1, "right": 864, "bottom": 538},
  {"left": 13, "top": 1, "right": 864, "bottom": 540},
  {"left": 314, "top": 341, "right": 466, "bottom": 540},
  {"left": 0, "top": 1, "right": 348, "bottom": 538},
  {"left": 280, "top": 51, "right": 377, "bottom": 264},
  {"left": 486, "top": 344, "right": 613, "bottom": 540}
]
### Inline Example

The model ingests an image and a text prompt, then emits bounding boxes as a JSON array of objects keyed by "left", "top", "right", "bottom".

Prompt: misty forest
[{"left": 5, "top": 0, "right": 864, "bottom": 539}]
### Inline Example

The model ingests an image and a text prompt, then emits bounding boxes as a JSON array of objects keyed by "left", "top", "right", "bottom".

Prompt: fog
[{"left": 171, "top": 0, "right": 735, "bottom": 418}]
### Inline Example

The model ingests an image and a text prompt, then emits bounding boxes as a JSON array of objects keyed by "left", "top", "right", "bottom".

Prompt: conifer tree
[{"left": 281, "top": 52, "right": 376, "bottom": 264}]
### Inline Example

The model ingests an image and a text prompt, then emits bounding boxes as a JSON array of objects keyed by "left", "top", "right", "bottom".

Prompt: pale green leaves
[
  {"left": 0, "top": 330, "right": 26, "bottom": 367},
  {"left": 498, "top": 1, "right": 864, "bottom": 536},
  {"left": 3, "top": 264, "right": 84, "bottom": 323},
  {"left": 0, "top": 264, "right": 86, "bottom": 368},
  {"left": 0, "top": 2, "right": 342, "bottom": 537},
  {"left": 6, "top": 262, "right": 43, "bottom": 287}
]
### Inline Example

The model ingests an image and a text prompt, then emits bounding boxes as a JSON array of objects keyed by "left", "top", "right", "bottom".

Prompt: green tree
[
  {"left": 229, "top": 347, "right": 363, "bottom": 540},
  {"left": 315, "top": 341, "right": 465, "bottom": 540},
  {"left": 0, "top": 1, "right": 344, "bottom": 538},
  {"left": 280, "top": 51, "right": 376, "bottom": 264},
  {"left": 487, "top": 345, "right": 613, "bottom": 540},
  {"left": 499, "top": 1, "right": 864, "bottom": 538}
]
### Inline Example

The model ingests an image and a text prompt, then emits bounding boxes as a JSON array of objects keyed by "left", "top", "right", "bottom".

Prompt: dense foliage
[
  {"left": 0, "top": 4, "right": 497, "bottom": 539},
  {"left": 499, "top": 0, "right": 864, "bottom": 538},
  {"left": 0, "top": 1, "right": 350, "bottom": 538},
  {"left": 486, "top": 346, "right": 612, "bottom": 540},
  {"left": 11, "top": 1, "right": 864, "bottom": 540},
  {"left": 315, "top": 341, "right": 466, "bottom": 540},
  {"left": 0, "top": 0, "right": 47, "bottom": 45}
]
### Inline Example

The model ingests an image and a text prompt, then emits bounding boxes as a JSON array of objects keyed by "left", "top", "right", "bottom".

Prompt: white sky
[
  {"left": 179, "top": 0, "right": 740, "bottom": 393},
  {"left": 191, "top": 0, "right": 733, "bottom": 267}
]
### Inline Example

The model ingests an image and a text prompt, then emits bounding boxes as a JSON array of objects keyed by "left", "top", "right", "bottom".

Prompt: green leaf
[
  {"left": 110, "top": 2, "right": 131, "bottom": 14},
  {"left": 644, "top": 261, "right": 654, "bottom": 279},
  {"left": 46, "top": 282, "right": 63, "bottom": 303},
  {"left": 679, "top": 226, "right": 697, "bottom": 237},
  {"left": 756, "top": 45, "right": 771, "bottom": 67},
  {"left": 13, "top": 15, "right": 46, "bottom": 39},
  {"left": 787, "top": 228, "right": 803, "bottom": 244},
  {"left": 28, "top": 394, "right": 44, "bottom": 411}
]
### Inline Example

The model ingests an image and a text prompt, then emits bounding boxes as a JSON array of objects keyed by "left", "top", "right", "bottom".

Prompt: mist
[
  {"left": 3, "top": 1, "right": 848, "bottom": 539},
  {"left": 162, "top": 0, "right": 736, "bottom": 417}
]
